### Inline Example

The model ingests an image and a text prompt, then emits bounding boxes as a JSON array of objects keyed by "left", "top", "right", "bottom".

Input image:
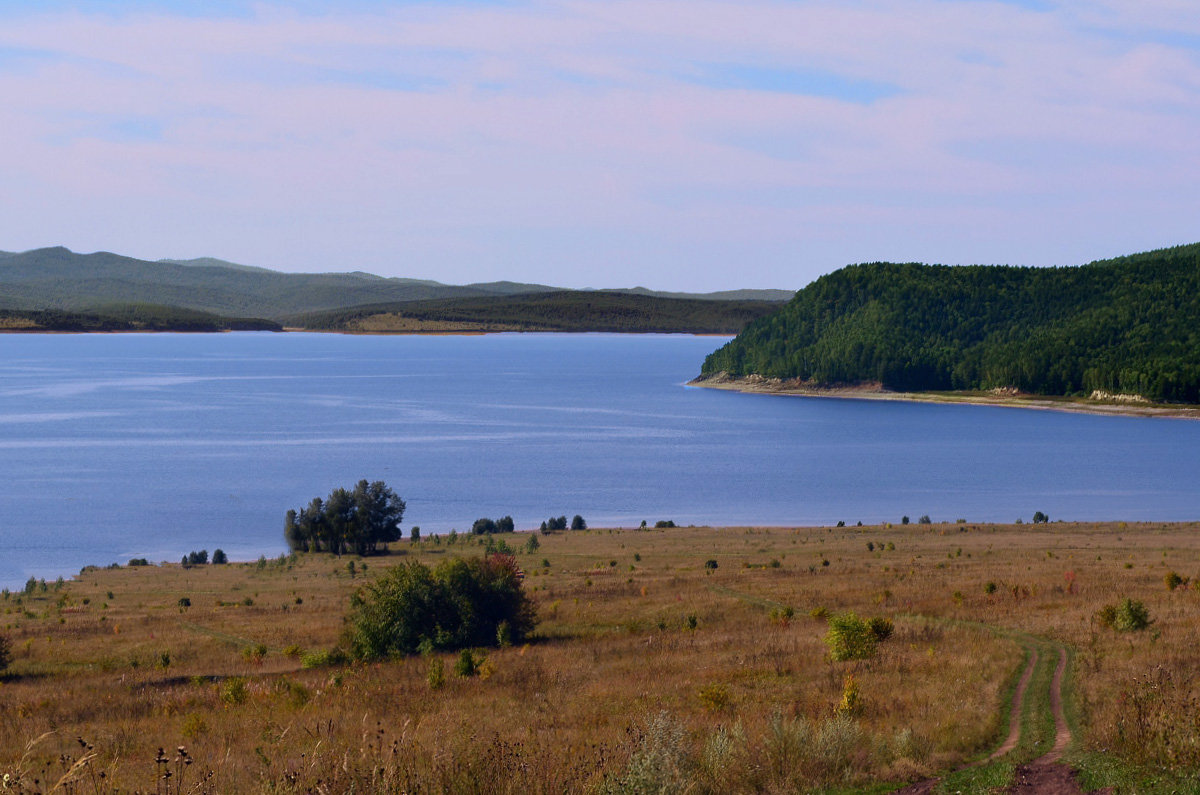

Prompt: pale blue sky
[{"left": 1, "top": 1, "right": 1198, "bottom": 290}]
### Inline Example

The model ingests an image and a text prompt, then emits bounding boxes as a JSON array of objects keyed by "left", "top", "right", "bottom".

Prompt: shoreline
[{"left": 689, "top": 373, "right": 1200, "bottom": 421}]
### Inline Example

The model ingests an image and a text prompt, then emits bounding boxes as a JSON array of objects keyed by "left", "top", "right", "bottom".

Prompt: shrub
[
  {"left": 211, "top": 549, "right": 228, "bottom": 564},
  {"left": 704, "top": 559, "right": 718, "bottom": 570},
  {"left": 454, "top": 649, "right": 480, "bottom": 678},
  {"left": 1164, "top": 571, "right": 1186, "bottom": 591},
  {"left": 0, "top": 634, "right": 11, "bottom": 673},
  {"left": 571, "top": 515, "right": 587, "bottom": 530},
  {"left": 1098, "top": 598, "right": 1152, "bottom": 631},
  {"left": 901, "top": 516, "right": 910, "bottom": 525},
  {"left": 825, "top": 612, "right": 876, "bottom": 661},
  {"left": 1114, "top": 598, "right": 1152, "bottom": 631},
  {"left": 917, "top": 515, "right": 932, "bottom": 525},
  {"left": 654, "top": 520, "right": 676, "bottom": 528},
  {"left": 867, "top": 616, "right": 894, "bottom": 642},
  {"left": 128, "top": 558, "right": 150, "bottom": 567},
  {"left": 181, "top": 713, "right": 208, "bottom": 741},
  {"left": 1032, "top": 511, "right": 1049, "bottom": 524},
  {"left": 698, "top": 683, "right": 730, "bottom": 712},
  {"left": 220, "top": 677, "right": 248, "bottom": 705},
  {"left": 427, "top": 657, "right": 446, "bottom": 690},
  {"left": 242, "top": 643, "right": 268, "bottom": 663},
  {"left": 836, "top": 674, "right": 861, "bottom": 716},
  {"left": 347, "top": 554, "right": 536, "bottom": 659},
  {"left": 769, "top": 606, "right": 795, "bottom": 626}
]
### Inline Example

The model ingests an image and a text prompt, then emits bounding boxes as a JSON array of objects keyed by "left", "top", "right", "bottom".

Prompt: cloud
[{"left": 0, "top": 0, "right": 1198, "bottom": 289}]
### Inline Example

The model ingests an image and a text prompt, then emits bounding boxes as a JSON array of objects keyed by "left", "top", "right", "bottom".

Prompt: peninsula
[{"left": 695, "top": 242, "right": 1200, "bottom": 415}]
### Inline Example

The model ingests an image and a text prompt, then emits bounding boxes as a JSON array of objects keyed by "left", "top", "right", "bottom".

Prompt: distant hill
[
  {"left": 0, "top": 247, "right": 494, "bottom": 318},
  {"left": 700, "top": 243, "right": 1200, "bottom": 403},
  {"left": 292, "top": 291, "right": 785, "bottom": 334},
  {"left": 0, "top": 304, "right": 281, "bottom": 332},
  {"left": 0, "top": 246, "right": 790, "bottom": 332}
]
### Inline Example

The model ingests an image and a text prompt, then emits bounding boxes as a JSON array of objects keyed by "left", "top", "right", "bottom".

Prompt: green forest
[
  {"left": 700, "top": 243, "right": 1200, "bottom": 403},
  {"left": 0, "top": 304, "right": 281, "bottom": 332},
  {"left": 293, "top": 291, "right": 784, "bottom": 334}
]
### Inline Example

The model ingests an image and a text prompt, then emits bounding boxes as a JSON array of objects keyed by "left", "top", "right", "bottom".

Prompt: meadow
[{"left": 0, "top": 520, "right": 1197, "bottom": 793}]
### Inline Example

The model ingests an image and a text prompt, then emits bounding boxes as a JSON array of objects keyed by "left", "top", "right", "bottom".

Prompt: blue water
[{"left": 0, "top": 332, "right": 1197, "bottom": 587}]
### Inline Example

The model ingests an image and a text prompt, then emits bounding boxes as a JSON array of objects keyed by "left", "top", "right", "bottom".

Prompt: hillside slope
[
  {"left": 0, "top": 247, "right": 791, "bottom": 324},
  {"left": 0, "top": 248, "right": 493, "bottom": 318},
  {"left": 700, "top": 243, "right": 1200, "bottom": 403},
  {"left": 293, "top": 291, "right": 783, "bottom": 334}
]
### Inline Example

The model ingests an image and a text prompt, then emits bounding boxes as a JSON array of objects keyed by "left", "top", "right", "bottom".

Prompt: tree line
[{"left": 701, "top": 243, "right": 1200, "bottom": 403}]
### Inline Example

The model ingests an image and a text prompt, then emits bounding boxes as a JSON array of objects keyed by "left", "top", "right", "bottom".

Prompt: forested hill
[
  {"left": 700, "top": 243, "right": 1200, "bottom": 403},
  {"left": 293, "top": 291, "right": 783, "bottom": 334}
]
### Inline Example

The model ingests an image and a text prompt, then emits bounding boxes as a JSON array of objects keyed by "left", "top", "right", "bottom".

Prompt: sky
[{"left": 0, "top": 1, "right": 1198, "bottom": 291}]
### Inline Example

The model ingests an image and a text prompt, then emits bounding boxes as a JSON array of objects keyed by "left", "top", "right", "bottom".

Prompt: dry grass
[{"left": 0, "top": 521, "right": 1196, "bottom": 792}]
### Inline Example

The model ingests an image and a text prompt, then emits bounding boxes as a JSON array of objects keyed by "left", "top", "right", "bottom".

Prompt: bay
[{"left": 0, "top": 331, "right": 1198, "bottom": 588}]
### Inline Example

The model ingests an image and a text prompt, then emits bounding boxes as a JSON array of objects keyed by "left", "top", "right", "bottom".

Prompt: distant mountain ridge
[{"left": 0, "top": 246, "right": 792, "bottom": 321}]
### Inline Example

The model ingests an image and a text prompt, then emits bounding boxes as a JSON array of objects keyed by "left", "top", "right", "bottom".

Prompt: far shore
[{"left": 689, "top": 373, "right": 1200, "bottom": 421}]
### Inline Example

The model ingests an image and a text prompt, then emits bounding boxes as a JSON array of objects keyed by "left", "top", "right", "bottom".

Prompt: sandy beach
[{"left": 689, "top": 372, "right": 1200, "bottom": 420}]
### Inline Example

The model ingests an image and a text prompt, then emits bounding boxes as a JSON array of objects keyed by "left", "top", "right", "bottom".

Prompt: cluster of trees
[
  {"left": 701, "top": 243, "right": 1200, "bottom": 403},
  {"left": 284, "top": 480, "right": 405, "bottom": 556},
  {"left": 472, "top": 516, "right": 515, "bottom": 535},
  {"left": 346, "top": 554, "right": 536, "bottom": 659},
  {"left": 181, "top": 549, "right": 227, "bottom": 567},
  {"left": 540, "top": 515, "right": 586, "bottom": 532}
]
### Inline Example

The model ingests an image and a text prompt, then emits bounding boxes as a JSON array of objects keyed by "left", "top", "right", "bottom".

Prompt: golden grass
[{"left": 0, "top": 521, "right": 1196, "bottom": 792}]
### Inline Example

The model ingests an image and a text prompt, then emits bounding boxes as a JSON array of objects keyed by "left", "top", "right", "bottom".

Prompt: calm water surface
[{"left": 1, "top": 332, "right": 1198, "bottom": 587}]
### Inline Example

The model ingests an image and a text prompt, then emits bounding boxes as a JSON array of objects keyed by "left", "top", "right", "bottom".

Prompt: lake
[{"left": 1, "top": 331, "right": 1198, "bottom": 588}]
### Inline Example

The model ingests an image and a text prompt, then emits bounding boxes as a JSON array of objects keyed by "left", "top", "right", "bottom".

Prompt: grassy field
[{"left": 0, "top": 521, "right": 1197, "bottom": 793}]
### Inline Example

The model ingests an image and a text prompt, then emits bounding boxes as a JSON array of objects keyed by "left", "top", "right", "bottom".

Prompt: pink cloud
[{"left": 0, "top": 1, "right": 1197, "bottom": 289}]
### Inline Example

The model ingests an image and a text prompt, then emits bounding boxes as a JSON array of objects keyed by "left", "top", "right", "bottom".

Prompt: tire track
[{"left": 894, "top": 633, "right": 1078, "bottom": 794}]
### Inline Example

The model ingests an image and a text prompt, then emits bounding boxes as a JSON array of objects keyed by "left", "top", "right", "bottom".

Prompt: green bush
[
  {"left": 427, "top": 657, "right": 446, "bottom": 690},
  {"left": 346, "top": 554, "right": 536, "bottom": 659},
  {"left": 824, "top": 612, "right": 877, "bottom": 661},
  {"left": 454, "top": 649, "right": 481, "bottom": 678},
  {"left": 220, "top": 677, "right": 248, "bottom": 705},
  {"left": 1098, "top": 598, "right": 1152, "bottom": 631}
]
